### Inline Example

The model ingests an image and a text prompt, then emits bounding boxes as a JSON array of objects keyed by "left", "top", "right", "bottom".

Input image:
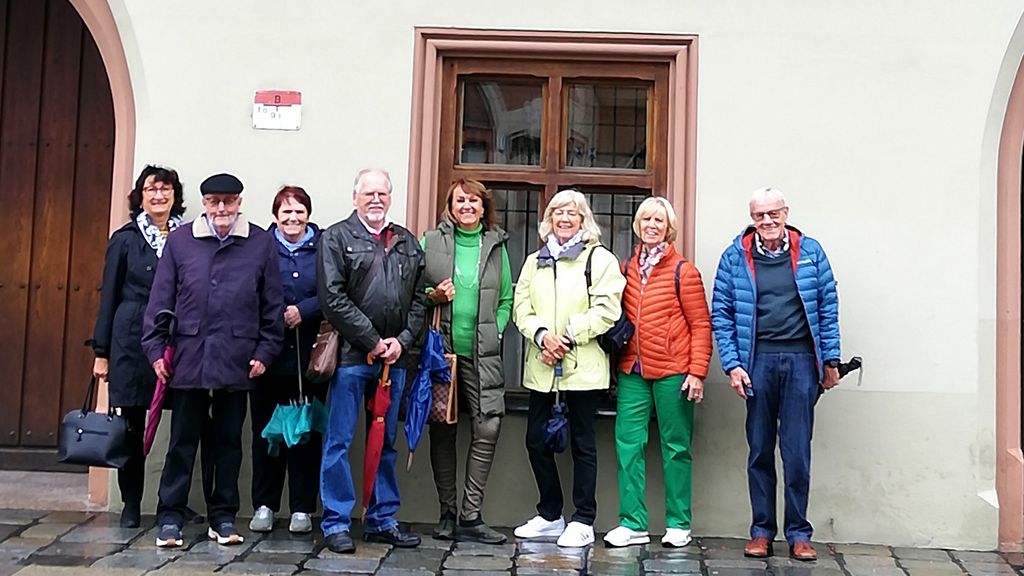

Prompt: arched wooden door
[{"left": 0, "top": 0, "right": 114, "bottom": 468}]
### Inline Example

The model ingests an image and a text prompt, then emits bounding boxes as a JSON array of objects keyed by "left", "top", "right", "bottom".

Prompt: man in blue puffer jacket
[{"left": 711, "top": 187, "right": 840, "bottom": 562}]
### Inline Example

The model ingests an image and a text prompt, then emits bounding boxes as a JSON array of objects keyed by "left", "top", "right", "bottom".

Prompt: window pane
[
  {"left": 582, "top": 189, "right": 649, "bottom": 261},
  {"left": 460, "top": 81, "right": 543, "bottom": 166},
  {"left": 566, "top": 84, "right": 648, "bottom": 170},
  {"left": 491, "top": 187, "right": 541, "bottom": 392}
]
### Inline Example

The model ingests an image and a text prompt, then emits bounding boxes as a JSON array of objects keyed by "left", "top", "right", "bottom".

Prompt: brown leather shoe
[
  {"left": 790, "top": 540, "right": 817, "bottom": 561},
  {"left": 744, "top": 536, "right": 773, "bottom": 558}
]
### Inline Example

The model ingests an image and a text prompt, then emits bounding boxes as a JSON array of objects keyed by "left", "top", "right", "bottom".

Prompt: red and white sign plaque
[{"left": 253, "top": 90, "right": 301, "bottom": 131}]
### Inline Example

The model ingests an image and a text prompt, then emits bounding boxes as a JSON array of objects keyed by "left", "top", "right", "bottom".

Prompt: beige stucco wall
[{"left": 102, "top": 0, "right": 1024, "bottom": 549}]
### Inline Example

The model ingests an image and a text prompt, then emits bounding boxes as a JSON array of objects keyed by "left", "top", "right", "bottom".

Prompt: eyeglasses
[
  {"left": 205, "top": 195, "right": 240, "bottom": 207},
  {"left": 751, "top": 207, "right": 786, "bottom": 221},
  {"left": 359, "top": 191, "right": 390, "bottom": 200},
  {"left": 143, "top": 186, "right": 174, "bottom": 196}
]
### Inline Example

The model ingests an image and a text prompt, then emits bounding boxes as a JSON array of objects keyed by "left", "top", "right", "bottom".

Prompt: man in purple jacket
[{"left": 143, "top": 173, "right": 284, "bottom": 548}]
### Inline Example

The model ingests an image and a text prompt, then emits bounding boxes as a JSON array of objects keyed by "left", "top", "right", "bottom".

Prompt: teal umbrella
[{"left": 262, "top": 331, "right": 328, "bottom": 456}]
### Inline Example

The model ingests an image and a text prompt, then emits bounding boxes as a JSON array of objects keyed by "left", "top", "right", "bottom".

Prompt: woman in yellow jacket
[{"left": 512, "top": 189, "right": 626, "bottom": 548}]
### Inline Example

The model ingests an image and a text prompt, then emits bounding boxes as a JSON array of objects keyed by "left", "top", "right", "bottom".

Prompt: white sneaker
[
  {"left": 603, "top": 525, "right": 650, "bottom": 547},
  {"left": 514, "top": 515, "right": 566, "bottom": 539},
  {"left": 662, "top": 527, "right": 692, "bottom": 547},
  {"left": 248, "top": 505, "right": 274, "bottom": 532},
  {"left": 289, "top": 512, "right": 313, "bottom": 534},
  {"left": 557, "top": 521, "right": 595, "bottom": 547}
]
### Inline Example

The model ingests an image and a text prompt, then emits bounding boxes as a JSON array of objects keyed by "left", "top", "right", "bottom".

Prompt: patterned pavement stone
[
  {"left": 218, "top": 561, "right": 298, "bottom": 575},
  {"left": 414, "top": 538, "right": 454, "bottom": 552},
  {"left": 253, "top": 539, "right": 317, "bottom": 554},
  {"left": 643, "top": 557, "right": 702, "bottom": 573},
  {"left": 0, "top": 564, "right": 19, "bottom": 576},
  {"left": 89, "top": 550, "right": 170, "bottom": 572},
  {"left": 0, "top": 538, "right": 47, "bottom": 561},
  {"left": 953, "top": 551, "right": 1007, "bottom": 564},
  {"left": 9, "top": 568, "right": 146, "bottom": 576},
  {"left": 440, "top": 571, "right": 510, "bottom": 576},
  {"left": 591, "top": 545, "right": 643, "bottom": 563},
  {"left": 18, "top": 525, "right": 76, "bottom": 541},
  {"left": 586, "top": 560, "right": 641, "bottom": 575},
  {"left": 59, "top": 525, "right": 145, "bottom": 544},
  {"left": 376, "top": 569, "right": 435, "bottom": 576},
  {"left": 703, "top": 569, "right": 765, "bottom": 576},
  {"left": 244, "top": 552, "right": 307, "bottom": 564},
  {"left": 834, "top": 544, "right": 894, "bottom": 557},
  {"left": 958, "top": 562, "right": 1017, "bottom": 575},
  {"left": 30, "top": 542, "right": 123, "bottom": 558},
  {"left": 516, "top": 541, "right": 587, "bottom": 557},
  {"left": 0, "top": 526, "right": 20, "bottom": 543},
  {"left": 380, "top": 549, "right": 445, "bottom": 571},
  {"left": 772, "top": 567, "right": 846, "bottom": 576},
  {"left": 892, "top": 547, "right": 952, "bottom": 562},
  {"left": 37, "top": 513, "right": 92, "bottom": 525},
  {"left": 516, "top": 552, "right": 584, "bottom": 570},
  {"left": 842, "top": 567, "right": 908, "bottom": 576},
  {"left": 319, "top": 542, "right": 391, "bottom": 560},
  {"left": 303, "top": 555, "right": 382, "bottom": 573},
  {"left": 841, "top": 555, "right": 901, "bottom": 569},
  {"left": 442, "top": 554, "right": 513, "bottom": 571},
  {"left": 516, "top": 569, "right": 580, "bottom": 576},
  {"left": 450, "top": 541, "right": 515, "bottom": 557},
  {"left": 706, "top": 558, "right": 769, "bottom": 569},
  {"left": 0, "top": 510, "right": 45, "bottom": 526}
]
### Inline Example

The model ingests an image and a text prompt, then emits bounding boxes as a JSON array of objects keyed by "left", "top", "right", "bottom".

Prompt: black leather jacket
[{"left": 316, "top": 212, "right": 427, "bottom": 368}]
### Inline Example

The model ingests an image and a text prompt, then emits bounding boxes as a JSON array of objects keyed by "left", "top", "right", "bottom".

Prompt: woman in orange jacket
[{"left": 603, "top": 196, "right": 713, "bottom": 549}]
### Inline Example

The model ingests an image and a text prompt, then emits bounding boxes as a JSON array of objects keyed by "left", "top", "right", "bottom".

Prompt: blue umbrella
[
  {"left": 262, "top": 331, "right": 328, "bottom": 456},
  {"left": 405, "top": 311, "right": 452, "bottom": 470}
]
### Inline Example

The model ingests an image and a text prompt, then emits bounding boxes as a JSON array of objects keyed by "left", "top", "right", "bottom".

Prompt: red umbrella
[
  {"left": 361, "top": 362, "right": 392, "bottom": 520},
  {"left": 143, "top": 310, "right": 176, "bottom": 456}
]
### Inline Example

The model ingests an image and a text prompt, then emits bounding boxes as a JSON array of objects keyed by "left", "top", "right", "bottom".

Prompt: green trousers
[{"left": 615, "top": 372, "right": 695, "bottom": 531}]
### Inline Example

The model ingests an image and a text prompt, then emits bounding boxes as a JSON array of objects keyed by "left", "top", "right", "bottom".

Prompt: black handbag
[
  {"left": 57, "top": 376, "right": 130, "bottom": 468},
  {"left": 585, "top": 246, "right": 635, "bottom": 355}
]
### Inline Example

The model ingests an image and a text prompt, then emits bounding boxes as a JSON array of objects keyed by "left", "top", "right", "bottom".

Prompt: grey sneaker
[
  {"left": 248, "top": 505, "right": 274, "bottom": 533},
  {"left": 289, "top": 512, "right": 313, "bottom": 534}
]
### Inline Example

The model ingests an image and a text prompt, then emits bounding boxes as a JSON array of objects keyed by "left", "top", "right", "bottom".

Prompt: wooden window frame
[{"left": 407, "top": 28, "right": 698, "bottom": 259}]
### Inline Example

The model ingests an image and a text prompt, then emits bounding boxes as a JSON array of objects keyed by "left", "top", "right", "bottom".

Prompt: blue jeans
[
  {"left": 320, "top": 362, "right": 406, "bottom": 536},
  {"left": 745, "top": 352, "right": 817, "bottom": 544}
]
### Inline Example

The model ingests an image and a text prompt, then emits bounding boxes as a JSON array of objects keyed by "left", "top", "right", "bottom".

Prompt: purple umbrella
[{"left": 143, "top": 310, "right": 176, "bottom": 456}]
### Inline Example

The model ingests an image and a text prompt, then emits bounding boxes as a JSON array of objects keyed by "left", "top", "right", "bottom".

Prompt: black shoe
[
  {"left": 432, "top": 510, "right": 456, "bottom": 540},
  {"left": 364, "top": 525, "right": 421, "bottom": 548},
  {"left": 120, "top": 502, "right": 141, "bottom": 529},
  {"left": 325, "top": 531, "right": 356, "bottom": 554},
  {"left": 454, "top": 519, "right": 507, "bottom": 545}
]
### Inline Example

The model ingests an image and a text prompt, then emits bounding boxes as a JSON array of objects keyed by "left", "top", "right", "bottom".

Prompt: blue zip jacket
[{"left": 711, "top": 225, "right": 840, "bottom": 380}]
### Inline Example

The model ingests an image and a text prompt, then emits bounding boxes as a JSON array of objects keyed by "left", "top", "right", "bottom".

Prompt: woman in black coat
[
  {"left": 92, "top": 165, "right": 186, "bottom": 528},
  {"left": 248, "top": 185, "right": 325, "bottom": 534}
]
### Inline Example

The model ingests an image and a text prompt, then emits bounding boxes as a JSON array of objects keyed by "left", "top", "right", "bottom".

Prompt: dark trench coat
[{"left": 91, "top": 219, "right": 159, "bottom": 407}]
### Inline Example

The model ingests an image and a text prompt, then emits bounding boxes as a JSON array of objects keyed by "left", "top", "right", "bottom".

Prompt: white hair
[
  {"left": 352, "top": 168, "right": 393, "bottom": 194},
  {"left": 538, "top": 189, "right": 602, "bottom": 243},
  {"left": 749, "top": 187, "right": 787, "bottom": 210}
]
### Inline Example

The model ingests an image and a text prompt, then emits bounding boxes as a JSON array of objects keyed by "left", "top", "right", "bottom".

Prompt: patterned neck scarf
[
  {"left": 544, "top": 231, "right": 585, "bottom": 260},
  {"left": 755, "top": 231, "right": 790, "bottom": 258},
  {"left": 136, "top": 211, "right": 182, "bottom": 257},
  {"left": 639, "top": 242, "right": 667, "bottom": 284}
]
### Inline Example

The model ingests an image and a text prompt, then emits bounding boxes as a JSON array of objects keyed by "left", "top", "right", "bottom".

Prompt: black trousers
[
  {"left": 249, "top": 376, "right": 325, "bottom": 514},
  {"left": 116, "top": 406, "right": 147, "bottom": 507},
  {"left": 157, "top": 388, "right": 247, "bottom": 527},
  {"left": 525, "top": 389, "right": 600, "bottom": 525}
]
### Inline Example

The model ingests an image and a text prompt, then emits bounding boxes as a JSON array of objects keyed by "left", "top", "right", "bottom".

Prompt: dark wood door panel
[
  {"left": 20, "top": 0, "right": 84, "bottom": 447},
  {"left": 0, "top": 0, "right": 46, "bottom": 447},
  {"left": 60, "top": 36, "right": 113, "bottom": 421}
]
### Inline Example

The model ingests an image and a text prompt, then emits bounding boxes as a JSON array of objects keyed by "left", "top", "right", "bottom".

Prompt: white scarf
[
  {"left": 136, "top": 212, "right": 182, "bottom": 257},
  {"left": 545, "top": 231, "right": 585, "bottom": 260}
]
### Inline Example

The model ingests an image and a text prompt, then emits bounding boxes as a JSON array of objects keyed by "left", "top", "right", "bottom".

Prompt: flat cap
[{"left": 200, "top": 173, "right": 244, "bottom": 195}]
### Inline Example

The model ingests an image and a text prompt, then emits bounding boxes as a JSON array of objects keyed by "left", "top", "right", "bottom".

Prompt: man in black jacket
[{"left": 317, "top": 168, "right": 427, "bottom": 553}]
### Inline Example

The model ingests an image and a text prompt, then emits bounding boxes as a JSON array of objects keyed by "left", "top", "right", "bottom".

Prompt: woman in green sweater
[{"left": 421, "top": 179, "right": 514, "bottom": 544}]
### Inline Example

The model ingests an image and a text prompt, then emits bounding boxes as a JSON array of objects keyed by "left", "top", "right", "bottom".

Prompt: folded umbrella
[
  {"left": 143, "top": 310, "right": 176, "bottom": 456},
  {"left": 404, "top": 312, "right": 451, "bottom": 470},
  {"left": 544, "top": 389, "right": 569, "bottom": 454},
  {"left": 262, "top": 330, "right": 328, "bottom": 456},
  {"left": 362, "top": 361, "right": 392, "bottom": 520},
  {"left": 816, "top": 355, "right": 864, "bottom": 404}
]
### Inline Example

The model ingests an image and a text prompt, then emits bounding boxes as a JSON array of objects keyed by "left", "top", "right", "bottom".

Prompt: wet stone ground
[{"left": 0, "top": 509, "right": 1019, "bottom": 575}]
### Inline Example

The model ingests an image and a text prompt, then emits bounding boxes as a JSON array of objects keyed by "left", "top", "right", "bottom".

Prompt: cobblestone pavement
[{"left": 0, "top": 509, "right": 1019, "bottom": 575}]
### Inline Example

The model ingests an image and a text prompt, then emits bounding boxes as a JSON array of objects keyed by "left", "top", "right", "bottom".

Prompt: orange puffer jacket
[{"left": 617, "top": 244, "right": 713, "bottom": 380}]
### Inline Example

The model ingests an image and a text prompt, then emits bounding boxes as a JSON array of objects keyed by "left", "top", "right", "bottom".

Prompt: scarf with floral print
[{"left": 136, "top": 211, "right": 182, "bottom": 257}]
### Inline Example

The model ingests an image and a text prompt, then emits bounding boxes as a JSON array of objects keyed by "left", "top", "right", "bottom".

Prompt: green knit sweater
[{"left": 423, "top": 224, "right": 513, "bottom": 357}]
